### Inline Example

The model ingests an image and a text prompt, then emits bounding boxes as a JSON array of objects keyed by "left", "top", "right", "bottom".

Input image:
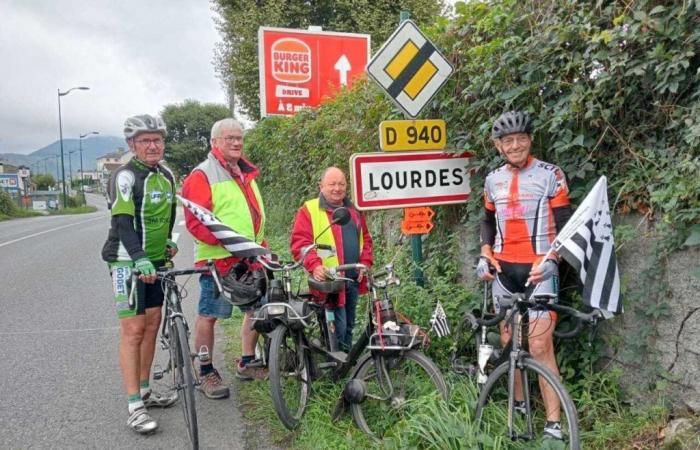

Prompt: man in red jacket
[
  {"left": 290, "top": 167, "right": 373, "bottom": 352},
  {"left": 181, "top": 118, "right": 268, "bottom": 400}
]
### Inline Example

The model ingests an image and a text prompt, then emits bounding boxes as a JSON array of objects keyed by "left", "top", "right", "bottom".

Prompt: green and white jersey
[{"left": 101, "top": 158, "right": 176, "bottom": 263}]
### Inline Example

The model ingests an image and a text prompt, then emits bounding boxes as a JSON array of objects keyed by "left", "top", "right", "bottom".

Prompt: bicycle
[
  {"left": 254, "top": 245, "right": 448, "bottom": 436},
  {"left": 130, "top": 262, "right": 221, "bottom": 450},
  {"left": 472, "top": 292, "right": 602, "bottom": 449}
]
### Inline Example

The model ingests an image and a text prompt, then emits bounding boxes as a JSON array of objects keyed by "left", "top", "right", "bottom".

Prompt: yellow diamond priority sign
[{"left": 367, "top": 20, "right": 453, "bottom": 118}]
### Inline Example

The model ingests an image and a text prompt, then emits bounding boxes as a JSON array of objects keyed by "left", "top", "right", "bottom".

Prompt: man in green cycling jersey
[{"left": 101, "top": 114, "right": 178, "bottom": 434}]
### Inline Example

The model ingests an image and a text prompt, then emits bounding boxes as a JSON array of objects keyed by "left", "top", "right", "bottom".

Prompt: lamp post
[
  {"left": 58, "top": 86, "right": 89, "bottom": 208},
  {"left": 54, "top": 154, "right": 61, "bottom": 181},
  {"left": 79, "top": 131, "right": 99, "bottom": 193},
  {"left": 68, "top": 150, "right": 77, "bottom": 192}
]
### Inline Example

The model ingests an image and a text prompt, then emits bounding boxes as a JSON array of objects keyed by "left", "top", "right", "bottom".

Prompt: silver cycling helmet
[
  {"left": 123, "top": 114, "right": 167, "bottom": 140},
  {"left": 491, "top": 111, "right": 533, "bottom": 139}
]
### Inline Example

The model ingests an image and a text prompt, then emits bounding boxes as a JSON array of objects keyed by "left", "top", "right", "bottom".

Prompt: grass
[
  {"left": 49, "top": 205, "right": 97, "bottom": 215},
  {"left": 0, "top": 209, "right": 42, "bottom": 221}
]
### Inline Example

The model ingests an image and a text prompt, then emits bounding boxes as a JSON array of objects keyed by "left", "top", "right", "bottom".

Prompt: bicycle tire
[
  {"left": 268, "top": 324, "right": 311, "bottom": 430},
  {"left": 351, "top": 350, "right": 448, "bottom": 437},
  {"left": 172, "top": 315, "right": 199, "bottom": 449},
  {"left": 475, "top": 356, "right": 579, "bottom": 449}
]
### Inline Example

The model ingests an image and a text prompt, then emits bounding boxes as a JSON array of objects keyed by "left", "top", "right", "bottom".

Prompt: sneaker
[
  {"left": 142, "top": 390, "right": 177, "bottom": 408},
  {"left": 198, "top": 369, "right": 230, "bottom": 399},
  {"left": 127, "top": 407, "right": 158, "bottom": 434},
  {"left": 543, "top": 421, "right": 564, "bottom": 440},
  {"left": 235, "top": 359, "right": 269, "bottom": 381}
]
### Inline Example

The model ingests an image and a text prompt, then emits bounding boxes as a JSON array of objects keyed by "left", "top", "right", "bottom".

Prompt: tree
[
  {"left": 212, "top": 0, "right": 445, "bottom": 120},
  {"left": 32, "top": 174, "right": 56, "bottom": 190},
  {"left": 161, "top": 100, "right": 231, "bottom": 177}
]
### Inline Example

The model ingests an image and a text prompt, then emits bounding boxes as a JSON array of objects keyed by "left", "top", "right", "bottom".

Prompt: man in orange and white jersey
[{"left": 476, "top": 110, "right": 573, "bottom": 441}]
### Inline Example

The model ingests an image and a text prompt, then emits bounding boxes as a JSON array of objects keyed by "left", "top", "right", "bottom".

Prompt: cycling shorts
[
  {"left": 492, "top": 260, "right": 558, "bottom": 321},
  {"left": 109, "top": 261, "right": 164, "bottom": 319}
]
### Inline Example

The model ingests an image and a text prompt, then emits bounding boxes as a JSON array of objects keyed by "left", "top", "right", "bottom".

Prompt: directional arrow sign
[
  {"left": 401, "top": 220, "right": 434, "bottom": 235},
  {"left": 404, "top": 207, "right": 435, "bottom": 221},
  {"left": 334, "top": 55, "right": 351, "bottom": 86}
]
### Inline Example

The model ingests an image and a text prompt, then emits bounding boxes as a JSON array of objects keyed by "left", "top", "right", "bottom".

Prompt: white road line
[
  {"left": 0, "top": 216, "right": 105, "bottom": 249},
  {"left": 178, "top": 220, "right": 185, "bottom": 226},
  {"left": 0, "top": 326, "right": 119, "bottom": 336}
]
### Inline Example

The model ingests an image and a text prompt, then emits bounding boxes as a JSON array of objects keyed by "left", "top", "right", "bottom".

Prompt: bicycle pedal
[
  {"left": 328, "top": 351, "right": 348, "bottom": 364},
  {"left": 317, "top": 361, "right": 338, "bottom": 369}
]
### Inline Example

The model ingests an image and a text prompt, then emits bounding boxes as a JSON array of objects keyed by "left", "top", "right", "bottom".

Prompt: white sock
[{"left": 128, "top": 399, "right": 145, "bottom": 414}]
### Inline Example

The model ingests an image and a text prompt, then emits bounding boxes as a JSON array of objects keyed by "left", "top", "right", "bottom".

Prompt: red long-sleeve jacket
[
  {"left": 181, "top": 148, "right": 266, "bottom": 276},
  {"left": 290, "top": 197, "right": 373, "bottom": 307}
]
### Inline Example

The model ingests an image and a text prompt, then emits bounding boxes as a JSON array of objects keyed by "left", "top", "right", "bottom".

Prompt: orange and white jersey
[{"left": 483, "top": 156, "right": 570, "bottom": 264}]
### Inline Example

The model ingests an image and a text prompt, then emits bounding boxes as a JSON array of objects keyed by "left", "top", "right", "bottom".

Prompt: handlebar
[{"left": 474, "top": 293, "right": 603, "bottom": 339}]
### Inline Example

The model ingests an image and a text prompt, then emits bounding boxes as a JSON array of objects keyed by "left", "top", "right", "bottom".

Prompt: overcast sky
[{"left": 0, "top": 0, "right": 227, "bottom": 154}]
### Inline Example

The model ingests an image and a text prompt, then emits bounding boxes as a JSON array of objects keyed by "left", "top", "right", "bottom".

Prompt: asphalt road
[{"left": 0, "top": 193, "right": 260, "bottom": 449}]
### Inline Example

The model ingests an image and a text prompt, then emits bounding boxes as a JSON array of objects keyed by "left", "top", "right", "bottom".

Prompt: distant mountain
[{"left": 0, "top": 136, "right": 126, "bottom": 175}]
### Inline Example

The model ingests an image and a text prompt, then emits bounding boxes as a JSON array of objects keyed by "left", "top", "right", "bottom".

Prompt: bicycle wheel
[
  {"left": 475, "top": 357, "right": 579, "bottom": 449},
  {"left": 351, "top": 350, "right": 448, "bottom": 437},
  {"left": 268, "top": 324, "right": 311, "bottom": 430},
  {"left": 171, "top": 316, "right": 198, "bottom": 449}
]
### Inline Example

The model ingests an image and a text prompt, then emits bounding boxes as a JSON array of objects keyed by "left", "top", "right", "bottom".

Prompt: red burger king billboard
[{"left": 258, "top": 27, "right": 370, "bottom": 117}]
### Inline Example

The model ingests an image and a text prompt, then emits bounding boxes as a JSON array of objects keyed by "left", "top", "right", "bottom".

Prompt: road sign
[
  {"left": 401, "top": 220, "right": 434, "bottom": 235},
  {"left": 350, "top": 151, "right": 472, "bottom": 210},
  {"left": 366, "top": 20, "right": 453, "bottom": 118},
  {"left": 258, "top": 27, "right": 370, "bottom": 117},
  {"left": 379, "top": 119, "right": 446, "bottom": 151},
  {"left": 0, "top": 174, "right": 20, "bottom": 193},
  {"left": 404, "top": 206, "right": 435, "bottom": 221}
]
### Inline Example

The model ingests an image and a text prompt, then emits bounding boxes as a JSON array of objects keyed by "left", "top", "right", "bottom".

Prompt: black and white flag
[
  {"left": 177, "top": 195, "right": 269, "bottom": 258},
  {"left": 430, "top": 300, "right": 451, "bottom": 337},
  {"left": 551, "top": 176, "right": 622, "bottom": 314}
]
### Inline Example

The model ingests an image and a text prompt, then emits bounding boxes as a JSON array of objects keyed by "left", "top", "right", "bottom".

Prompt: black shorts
[{"left": 110, "top": 263, "right": 164, "bottom": 319}]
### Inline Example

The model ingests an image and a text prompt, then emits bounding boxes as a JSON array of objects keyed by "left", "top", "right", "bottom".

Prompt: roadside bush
[{"left": 0, "top": 190, "right": 19, "bottom": 216}]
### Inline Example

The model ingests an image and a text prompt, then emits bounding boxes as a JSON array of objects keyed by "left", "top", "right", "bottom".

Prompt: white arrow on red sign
[{"left": 334, "top": 55, "right": 351, "bottom": 86}]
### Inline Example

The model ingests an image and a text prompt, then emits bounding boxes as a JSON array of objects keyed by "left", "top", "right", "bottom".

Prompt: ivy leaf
[
  {"left": 572, "top": 134, "right": 585, "bottom": 147},
  {"left": 649, "top": 5, "right": 666, "bottom": 15},
  {"left": 683, "top": 225, "right": 700, "bottom": 247}
]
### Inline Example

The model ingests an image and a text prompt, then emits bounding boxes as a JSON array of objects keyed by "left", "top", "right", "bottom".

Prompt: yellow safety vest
[{"left": 304, "top": 198, "right": 363, "bottom": 268}]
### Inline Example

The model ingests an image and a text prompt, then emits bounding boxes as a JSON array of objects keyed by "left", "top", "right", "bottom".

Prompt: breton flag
[
  {"left": 177, "top": 195, "right": 269, "bottom": 258},
  {"left": 551, "top": 176, "right": 623, "bottom": 314},
  {"left": 430, "top": 300, "right": 451, "bottom": 337}
]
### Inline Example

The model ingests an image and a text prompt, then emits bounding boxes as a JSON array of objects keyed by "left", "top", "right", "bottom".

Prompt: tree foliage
[
  {"left": 161, "top": 99, "right": 230, "bottom": 177},
  {"left": 212, "top": 0, "right": 445, "bottom": 119},
  {"left": 32, "top": 174, "right": 56, "bottom": 190}
]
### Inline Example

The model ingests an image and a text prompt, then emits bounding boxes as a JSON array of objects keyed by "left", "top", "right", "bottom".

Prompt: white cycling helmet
[
  {"left": 123, "top": 114, "right": 167, "bottom": 140},
  {"left": 491, "top": 111, "right": 533, "bottom": 139}
]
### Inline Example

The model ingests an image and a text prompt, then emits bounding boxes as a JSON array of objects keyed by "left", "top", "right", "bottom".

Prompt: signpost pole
[{"left": 397, "top": 10, "right": 425, "bottom": 287}]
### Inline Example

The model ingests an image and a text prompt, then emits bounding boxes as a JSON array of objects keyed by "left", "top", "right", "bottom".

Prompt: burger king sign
[{"left": 258, "top": 27, "right": 370, "bottom": 117}]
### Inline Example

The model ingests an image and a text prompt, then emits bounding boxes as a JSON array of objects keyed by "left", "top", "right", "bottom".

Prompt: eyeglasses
[
  {"left": 499, "top": 135, "right": 530, "bottom": 147},
  {"left": 134, "top": 138, "right": 164, "bottom": 147},
  {"left": 217, "top": 135, "right": 243, "bottom": 143}
]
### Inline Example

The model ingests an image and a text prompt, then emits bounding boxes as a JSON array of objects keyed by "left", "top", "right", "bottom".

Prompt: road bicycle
[
  {"left": 471, "top": 292, "right": 602, "bottom": 449},
  {"left": 131, "top": 263, "right": 220, "bottom": 450},
  {"left": 253, "top": 245, "right": 448, "bottom": 436}
]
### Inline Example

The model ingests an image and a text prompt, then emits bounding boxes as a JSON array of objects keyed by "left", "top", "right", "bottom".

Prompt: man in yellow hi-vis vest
[{"left": 290, "top": 167, "right": 374, "bottom": 352}]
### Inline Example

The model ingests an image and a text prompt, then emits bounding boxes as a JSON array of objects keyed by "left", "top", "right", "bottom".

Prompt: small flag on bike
[
  {"left": 177, "top": 195, "right": 269, "bottom": 258},
  {"left": 550, "top": 176, "right": 622, "bottom": 315},
  {"left": 430, "top": 300, "right": 451, "bottom": 337}
]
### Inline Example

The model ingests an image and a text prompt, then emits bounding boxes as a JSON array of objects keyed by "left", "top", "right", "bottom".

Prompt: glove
[
  {"left": 536, "top": 259, "right": 558, "bottom": 281},
  {"left": 166, "top": 239, "right": 178, "bottom": 251},
  {"left": 475, "top": 256, "right": 493, "bottom": 279},
  {"left": 134, "top": 258, "right": 156, "bottom": 277}
]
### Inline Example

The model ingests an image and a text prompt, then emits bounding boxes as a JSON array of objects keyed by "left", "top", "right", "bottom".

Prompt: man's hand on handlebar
[
  {"left": 134, "top": 258, "right": 157, "bottom": 284},
  {"left": 312, "top": 265, "right": 328, "bottom": 281},
  {"left": 476, "top": 255, "right": 501, "bottom": 281}
]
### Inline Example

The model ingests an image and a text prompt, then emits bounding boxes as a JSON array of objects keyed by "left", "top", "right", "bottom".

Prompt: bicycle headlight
[{"left": 267, "top": 304, "right": 286, "bottom": 316}]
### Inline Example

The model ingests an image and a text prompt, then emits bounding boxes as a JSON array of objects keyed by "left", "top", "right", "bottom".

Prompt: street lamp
[
  {"left": 68, "top": 150, "right": 77, "bottom": 191},
  {"left": 58, "top": 86, "right": 89, "bottom": 208},
  {"left": 79, "top": 131, "right": 99, "bottom": 194}
]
